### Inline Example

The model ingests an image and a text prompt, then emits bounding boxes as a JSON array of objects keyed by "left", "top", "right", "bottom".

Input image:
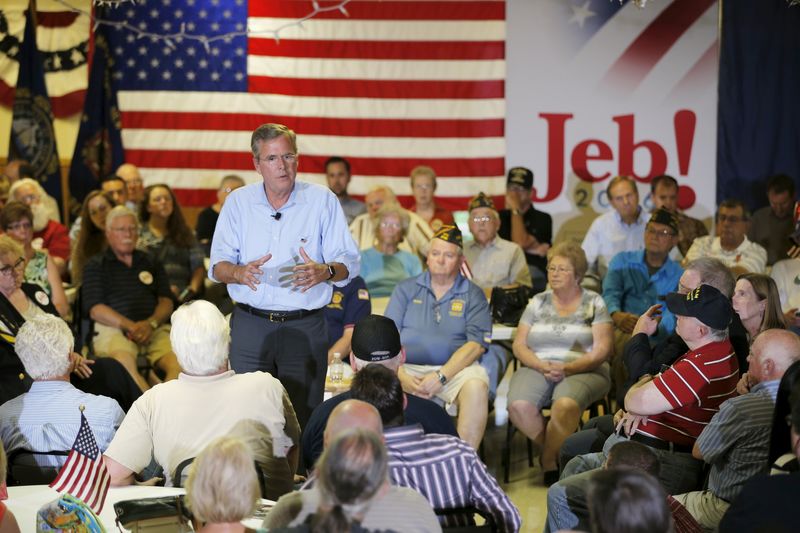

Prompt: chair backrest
[
  {"left": 434, "top": 506, "right": 498, "bottom": 532},
  {"left": 171, "top": 456, "right": 267, "bottom": 498},
  {"left": 6, "top": 449, "right": 70, "bottom": 486}
]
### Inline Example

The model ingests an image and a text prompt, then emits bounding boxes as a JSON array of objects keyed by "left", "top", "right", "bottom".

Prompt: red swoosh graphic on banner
[{"left": 601, "top": 0, "right": 716, "bottom": 93}]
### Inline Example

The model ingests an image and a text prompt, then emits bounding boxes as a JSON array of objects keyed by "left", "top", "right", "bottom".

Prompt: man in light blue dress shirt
[
  {"left": 0, "top": 314, "right": 124, "bottom": 469},
  {"left": 209, "top": 123, "right": 360, "bottom": 427}
]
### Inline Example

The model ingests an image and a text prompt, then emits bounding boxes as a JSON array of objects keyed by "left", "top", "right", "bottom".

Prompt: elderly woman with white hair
[
  {"left": 103, "top": 300, "right": 300, "bottom": 501},
  {"left": 359, "top": 204, "right": 422, "bottom": 298},
  {"left": 185, "top": 436, "right": 266, "bottom": 533}
]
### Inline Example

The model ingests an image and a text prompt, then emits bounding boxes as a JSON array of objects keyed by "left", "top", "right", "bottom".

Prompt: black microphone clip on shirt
[{"left": 272, "top": 212, "right": 282, "bottom": 221}]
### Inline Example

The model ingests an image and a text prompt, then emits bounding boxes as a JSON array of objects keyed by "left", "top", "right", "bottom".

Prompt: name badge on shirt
[
  {"left": 34, "top": 290, "right": 50, "bottom": 306},
  {"left": 412, "top": 298, "right": 423, "bottom": 305},
  {"left": 450, "top": 299, "right": 465, "bottom": 317},
  {"left": 139, "top": 271, "right": 154, "bottom": 285}
]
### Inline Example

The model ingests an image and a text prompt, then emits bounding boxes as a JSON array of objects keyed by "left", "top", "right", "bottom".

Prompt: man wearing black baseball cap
[
  {"left": 546, "top": 284, "right": 741, "bottom": 531},
  {"left": 498, "top": 166, "right": 553, "bottom": 292},
  {"left": 300, "top": 315, "right": 456, "bottom": 470}
]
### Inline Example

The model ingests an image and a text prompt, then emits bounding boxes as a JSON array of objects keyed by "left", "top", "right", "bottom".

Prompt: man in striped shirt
[
  {"left": 362, "top": 364, "right": 520, "bottom": 532},
  {"left": 547, "top": 284, "right": 739, "bottom": 532},
  {"left": 673, "top": 328, "right": 800, "bottom": 529}
]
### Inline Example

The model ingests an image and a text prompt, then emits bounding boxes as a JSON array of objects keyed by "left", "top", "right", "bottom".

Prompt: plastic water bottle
[{"left": 330, "top": 352, "right": 344, "bottom": 383}]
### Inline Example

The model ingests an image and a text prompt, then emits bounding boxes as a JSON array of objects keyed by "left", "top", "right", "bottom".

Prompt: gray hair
[
  {"left": 8, "top": 177, "right": 44, "bottom": 201},
  {"left": 685, "top": 257, "right": 735, "bottom": 298},
  {"left": 186, "top": 436, "right": 260, "bottom": 524},
  {"left": 373, "top": 204, "right": 410, "bottom": 241},
  {"left": 105, "top": 205, "right": 139, "bottom": 230},
  {"left": 250, "top": 123, "right": 297, "bottom": 157},
  {"left": 365, "top": 185, "right": 398, "bottom": 204},
  {"left": 170, "top": 300, "right": 229, "bottom": 375},
  {"left": 16, "top": 314, "right": 73, "bottom": 380}
]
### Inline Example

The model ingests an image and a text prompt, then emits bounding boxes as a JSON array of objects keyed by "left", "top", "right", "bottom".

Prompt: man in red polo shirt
[{"left": 546, "top": 284, "right": 739, "bottom": 532}]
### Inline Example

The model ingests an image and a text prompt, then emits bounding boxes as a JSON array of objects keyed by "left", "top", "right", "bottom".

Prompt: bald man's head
[
  {"left": 324, "top": 399, "right": 383, "bottom": 449},
  {"left": 750, "top": 329, "right": 800, "bottom": 384},
  {"left": 116, "top": 163, "right": 144, "bottom": 203}
]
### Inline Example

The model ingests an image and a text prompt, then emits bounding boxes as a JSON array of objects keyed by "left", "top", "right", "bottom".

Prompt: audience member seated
[
  {"left": 0, "top": 202, "right": 68, "bottom": 318},
  {"left": 70, "top": 191, "right": 113, "bottom": 285},
  {"left": 349, "top": 185, "right": 434, "bottom": 261},
  {"left": 82, "top": 206, "right": 181, "bottom": 391},
  {"left": 302, "top": 316, "right": 457, "bottom": 470},
  {"left": 0, "top": 314, "right": 123, "bottom": 468},
  {"left": 554, "top": 440, "right": 700, "bottom": 533},
  {"left": 185, "top": 436, "right": 265, "bottom": 533},
  {"left": 7, "top": 164, "right": 60, "bottom": 224},
  {"left": 356, "top": 364, "right": 521, "bottom": 532},
  {"left": 498, "top": 167, "right": 552, "bottom": 292},
  {"left": 560, "top": 258, "right": 739, "bottom": 470},
  {"left": 587, "top": 468, "right": 675, "bottom": 533},
  {"left": 360, "top": 204, "right": 423, "bottom": 298},
  {"left": 768, "top": 359, "right": 800, "bottom": 474},
  {"left": 409, "top": 165, "right": 454, "bottom": 231},
  {"left": 268, "top": 402, "right": 440, "bottom": 531},
  {"left": 324, "top": 275, "right": 371, "bottom": 363},
  {"left": 685, "top": 199, "right": 767, "bottom": 275},
  {"left": 464, "top": 192, "right": 532, "bottom": 294},
  {"left": 195, "top": 174, "right": 245, "bottom": 256},
  {"left": 138, "top": 184, "right": 205, "bottom": 303},
  {"left": 0, "top": 441, "right": 21, "bottom": 533},
  {"left": 325, "top": 156, "right": 365, "bottom": 225},
  {"left": 604, "top": 208, "right": 684, "bottom": 404},
  {"left": 770, "top": 257, "right": 800, "bottom": 334},
  {"left": 1, "top": 159, "right": 26, "bottom": 184},
  {"left": 385, "top": 225, "right": 492, "bottom": 449},
  {"left": 719, "top": 381, "right": 800, "bottom": 533},
  {"left": 103, "top": 300, "right": 300, "bottom": 500},
  {"left": 548, "top": 284, "right": 740, "bottom": 532},
  {"left": 101, "top": 174, "right": 129, "bottom": 208},
  {"left": 749, "top": 174, "right": 796, "bottom": 266},
  {"left": 649, "top": 174, "right": 708, "bottom": 258},
  {"left": 582, "top": 175, "right": 647, "bottom": 280},
  {"left": 116, "top": 163, "right": 145, "bottom": 210},
  {"left": 0, "top": 235, "right": 141, "bottom": 410},
  {"left": 672, "top": 329, "right": 800, "bottom": 529},
  {"left": 508, "top": 241, "right": 613, "bottom": 485},
  {"left": 7, "top": 178, "right": 69, "bottom": 276},
  {"left": 732, "top": 273, "right": 787, "bottom": 348}
]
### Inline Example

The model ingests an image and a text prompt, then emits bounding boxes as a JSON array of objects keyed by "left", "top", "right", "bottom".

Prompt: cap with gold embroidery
[
  {"left": 648, "top": 208, "right": 679, "bottom": 235},
  {"left": 665, "top": 284, "right": 732, "bottom": 330},
  {"left": 433, "top": 224, "right": 463, "bottom": 248},
  {"left": 468, "top": 192, "right": 496, "bottom": 213},
  {"left": 507, "top": 167, "right": 533, "bottom": 189}
]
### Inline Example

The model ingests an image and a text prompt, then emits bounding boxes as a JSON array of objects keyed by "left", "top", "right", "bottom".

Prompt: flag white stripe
[
  {"left": 247, "top": 18, "right": 505, "bottom": 41},
  {"left": 121, "top": 129, "right": 505, "bottom": 157},
  {"left": 247, "top": 56, "right": 505, "bottom": 80},
  {"left": 136, "top": 168, "right": 506, "bottom": 197},
  {"left": 117, "top": 91, "right": 505, "bottom": 119}
]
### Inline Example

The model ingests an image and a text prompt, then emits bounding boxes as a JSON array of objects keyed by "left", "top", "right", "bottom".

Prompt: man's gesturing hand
[
  {"left": 236, "top": 254, "right": 272, "bottom": 291},
  {"left": 293, "top": 247, "right": 330, "bottom": 292}
]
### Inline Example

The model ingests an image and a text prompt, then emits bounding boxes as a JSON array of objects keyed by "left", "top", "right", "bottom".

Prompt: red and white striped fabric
[
  {"left": 0, "top": 0, "right": 90, "bottom": 118},
  {"left": 117, "top": 1, "right": 506, "bottom": 208}
]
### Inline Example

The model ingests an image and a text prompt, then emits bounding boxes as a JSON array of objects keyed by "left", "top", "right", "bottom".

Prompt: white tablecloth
[{"left": 4, "top": 485, "right": 273, "bottom": 531}]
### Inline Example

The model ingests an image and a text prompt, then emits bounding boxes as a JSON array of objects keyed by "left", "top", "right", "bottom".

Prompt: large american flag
[
  {"left": 49, "top": 410, "right": 111, "bottom": 514},
  {"left": 105, "top": 0, "right": 506, "bottom": 208}
]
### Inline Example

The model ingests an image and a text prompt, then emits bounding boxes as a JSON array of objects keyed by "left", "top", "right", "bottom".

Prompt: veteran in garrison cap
[{"left": 384, "top": 225, "right": 494, "bottom": 450}]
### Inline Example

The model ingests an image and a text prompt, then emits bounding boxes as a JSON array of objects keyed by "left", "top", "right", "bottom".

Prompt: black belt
[
  {"left": 236, "top": 303, "right": 321, "bottom": 323},
  {"left": 619, "top": 428, "right": 694, "bottom": 453}
]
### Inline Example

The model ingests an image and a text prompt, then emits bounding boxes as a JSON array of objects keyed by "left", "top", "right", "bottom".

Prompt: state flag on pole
[{"left": 49, "top": 408, "right": 111, "bottom": 514}]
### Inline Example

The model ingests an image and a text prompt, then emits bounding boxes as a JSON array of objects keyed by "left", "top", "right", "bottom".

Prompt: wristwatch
[
  {"left": 149, "top": 319, "right": 159, "bottom": 330},
  {"left": 435, "top": 370, "right": 448, "bottom": 385},
  {"left": 326, "top": 263, "right": 336, "bottom": 280}
]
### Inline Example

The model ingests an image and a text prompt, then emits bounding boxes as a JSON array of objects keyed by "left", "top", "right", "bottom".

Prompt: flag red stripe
[
  {"left": 51, "top": 90, "right": 86, "bottom": 118},
  {"left": 602, "top": 0, "right": 715, "bottom": 90},
  {"left": 120, "top": 112, "right": 504, "bottom": 138},
  {"left": 36, "top": 11, "right": 80, "bottom": 28},
  {"left": 125, "top": 150, "right": 504, "bottom": 176},
  {"left": 248, "top": 76, "right": 503, "bottom": 99},
  {"left": 50, "top": 450, "right": 78, "bottom": 489},
  {"left": 248, "top": 39, "right": 504, "bottom": 60},
  {"left": 249, "top": 1, "right": 505, "bottom": 20}
]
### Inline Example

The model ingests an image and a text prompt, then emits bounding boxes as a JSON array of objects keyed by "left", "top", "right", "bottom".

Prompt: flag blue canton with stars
[{"left": 106, "top": 0, "right": 248, "bottom": 92}]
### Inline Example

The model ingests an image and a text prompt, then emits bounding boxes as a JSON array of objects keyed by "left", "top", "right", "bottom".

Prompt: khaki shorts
[
  {"left": 93, "top": 322, "right": 173, "bottom": 366},
  {"left": 403, "top": 363, "right": 489, "bottom": 415}
]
